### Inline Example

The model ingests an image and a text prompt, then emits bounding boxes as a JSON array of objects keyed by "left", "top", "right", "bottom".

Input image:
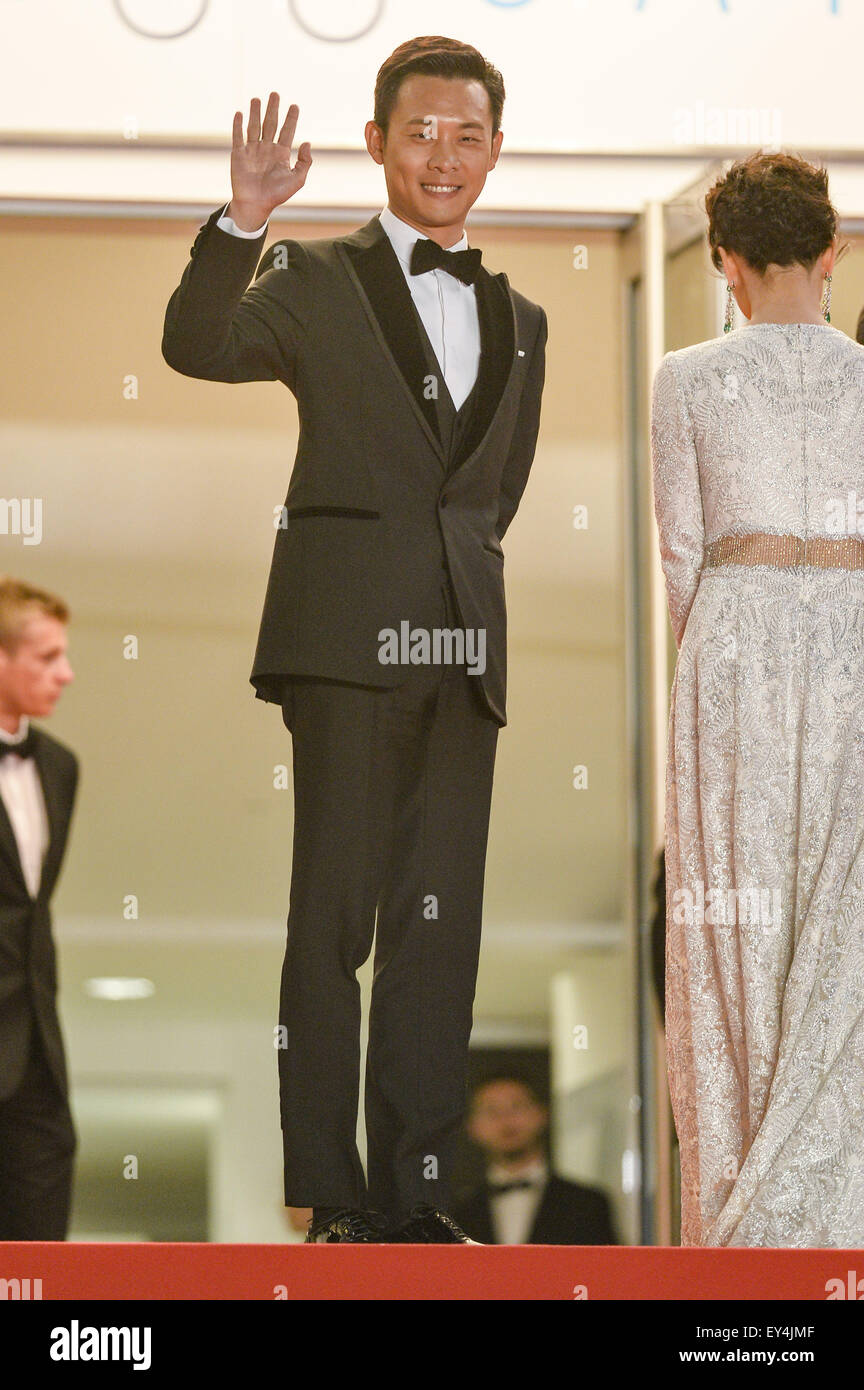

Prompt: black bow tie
[
  {"left": 487, "top": 1179, "right": 537, "bottom": 1197},
  {"left": 0, "top": 730, "right": 36, "bottom": 761},
  {"left": 410, "top": 237, "right": 482, "bottom": 285}
]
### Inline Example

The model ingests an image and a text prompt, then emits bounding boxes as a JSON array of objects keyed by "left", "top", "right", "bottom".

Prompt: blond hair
[{"left": 0, "top": 576, "right": 69, "bottom": 653}]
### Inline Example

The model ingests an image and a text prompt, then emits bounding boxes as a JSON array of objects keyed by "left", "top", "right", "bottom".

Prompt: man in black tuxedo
[
  {"left": 162, "top": 36, "right": 547, "bottom": 1243},
  {"left": 0, "top": 577, "right": 78, "bottom": 1239},
  {"left": 453, "top": 1076, "right": 618, "bottom": 1245}
]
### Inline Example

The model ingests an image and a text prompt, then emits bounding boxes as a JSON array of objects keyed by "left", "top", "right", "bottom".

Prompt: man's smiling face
[{"left": 366, "top": 74, "right": 503, "bottom": 247}]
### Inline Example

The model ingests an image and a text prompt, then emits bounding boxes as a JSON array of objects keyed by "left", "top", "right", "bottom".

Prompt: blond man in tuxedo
[{"left": 0, "top": 577, "right": 77, "bottom": 1239}]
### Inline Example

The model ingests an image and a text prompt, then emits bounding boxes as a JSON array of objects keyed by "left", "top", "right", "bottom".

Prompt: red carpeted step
[{"left": 1, "top": 1244, "right": 863, "bottom": 1301}]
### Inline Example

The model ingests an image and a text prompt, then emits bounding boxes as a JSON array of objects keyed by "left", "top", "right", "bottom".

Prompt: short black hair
[
  {"left": 468, "top": 1073, "right": 546, "bottom": 1110},
  {"left": 374, "top": 35, "right": 505, "bottom": 141}
]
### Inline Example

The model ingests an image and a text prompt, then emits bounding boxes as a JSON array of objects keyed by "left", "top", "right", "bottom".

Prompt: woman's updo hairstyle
[{"left": 705, "top": 151, "right": 838, "bottom": 275}]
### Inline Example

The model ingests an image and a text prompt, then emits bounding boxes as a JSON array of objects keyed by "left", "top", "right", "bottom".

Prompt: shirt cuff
[{"left": 216, "top": 201, "right": 269, "bottom": 238}]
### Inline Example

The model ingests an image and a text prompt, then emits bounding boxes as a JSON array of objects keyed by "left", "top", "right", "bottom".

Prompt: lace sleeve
[{"left": 651, "top": 353, "right": 705, "bottom": 649}]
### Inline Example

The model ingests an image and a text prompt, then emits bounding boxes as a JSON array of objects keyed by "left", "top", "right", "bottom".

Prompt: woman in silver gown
[{"left": 651, "top": 152, "right": 864, "bottom": 1247}]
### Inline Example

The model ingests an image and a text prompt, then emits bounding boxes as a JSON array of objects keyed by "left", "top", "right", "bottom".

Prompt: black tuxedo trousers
[
  {"left": 0, "top": 1022, "right": 75, "bottom": 1240},
  {"left": 278, "top": 577, "right": 498, "bottom": 1218}
]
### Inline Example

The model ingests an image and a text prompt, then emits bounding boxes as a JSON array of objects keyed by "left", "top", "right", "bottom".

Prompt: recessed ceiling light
[{"left": 84, "top": 977, "right": 155, "bottom": 1001}]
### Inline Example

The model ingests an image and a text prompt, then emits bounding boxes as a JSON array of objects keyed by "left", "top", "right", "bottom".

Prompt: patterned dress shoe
[
  {"left": 390, "top": 1205, "right": 481, "bottom": 1244},
  {"left": 304, "top": 1208, "right": 388, "bottom": 1243}
]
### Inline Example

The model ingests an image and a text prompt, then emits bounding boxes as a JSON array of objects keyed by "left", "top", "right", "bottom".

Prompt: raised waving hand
[{"left": 227, "top": 93, "right": 312, "bottom": 231}]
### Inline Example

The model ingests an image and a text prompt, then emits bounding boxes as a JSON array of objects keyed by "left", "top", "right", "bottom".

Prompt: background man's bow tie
[
  {"left": 0, "top": 730, "right": 36, "bottom": 760},
  {"left": 487, "top": 1178, "right": 537, "bottom": 1196},
  {"left": 410, "top": 238, "right": 482, "bottom": 285}
]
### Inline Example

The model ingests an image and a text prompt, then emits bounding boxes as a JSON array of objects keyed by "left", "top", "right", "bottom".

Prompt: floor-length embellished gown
[{"left": 651, "top": 321, "right": 864, "bottom": 1247}]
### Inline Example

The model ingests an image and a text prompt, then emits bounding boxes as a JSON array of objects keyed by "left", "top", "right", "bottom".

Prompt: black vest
[{"left": 409, "top": 301, "right": 481, "bottom": 475}]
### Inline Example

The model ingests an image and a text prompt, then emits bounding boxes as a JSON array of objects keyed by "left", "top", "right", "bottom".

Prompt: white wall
[
  {"left": 6, "top": 0, "right": 863, "bottom": 152},
  {"left": 5, "top": 2, "right": 864, "bottom": 215}
]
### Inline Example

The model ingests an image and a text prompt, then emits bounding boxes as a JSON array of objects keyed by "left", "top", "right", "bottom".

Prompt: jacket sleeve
[
  {"left": 650, "top": 353, "right": 705, "bottom": 648},
  {"left": 495, "top": 306, "right": 548, "bottom": 542},
  {"left": 161, "top": 207, "right": 310, "bottom": 390}
]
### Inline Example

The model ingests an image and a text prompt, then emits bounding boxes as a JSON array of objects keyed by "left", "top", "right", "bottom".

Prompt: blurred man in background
[
  {"left": 453, "top": 1074, "right": 618, "bottom": 1245},
  {"left": 0, "top": 577, "right": 77, "bottom": 1239}
]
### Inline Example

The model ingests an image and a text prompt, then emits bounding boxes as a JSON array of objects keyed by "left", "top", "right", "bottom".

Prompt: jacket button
[{"left": 440, "top": 497, "right": 448, "bottom": 508}]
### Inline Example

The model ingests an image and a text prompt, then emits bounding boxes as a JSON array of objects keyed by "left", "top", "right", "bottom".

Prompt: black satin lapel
[
  {"left": 31, "top": 732, "right": 67, "bottom": 898},
  {"left": 0, "top": 786, "right": 26, "bottom": 890},
  {"left": 453, "top": 269, "right": 515, "bottom": 470},
  {"left": 343, "top": 237, "right": 443, "bottom": 452},
  {"left": 528, "top": 1183, "right": 556, "bottom": 1243}
]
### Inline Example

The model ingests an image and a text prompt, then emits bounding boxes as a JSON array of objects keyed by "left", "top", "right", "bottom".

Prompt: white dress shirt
[
  {"left": 0, "top": 717, "right": 49, "bottom": 899},
  {"left": 216, "top": 200, "right": 481, "bottom": 409},
  {"left": 486, "top": 1157, "right": 549, "bottom": 1245}
]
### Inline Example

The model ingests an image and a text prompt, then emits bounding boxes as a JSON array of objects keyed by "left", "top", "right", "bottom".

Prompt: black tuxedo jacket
[
  {"left": 453, "top": 1173, "right": 618, "bottom": 1245},
  {"left": 162, "top": 209, "right": 548, "bottom": 726},
  {"left": 0, "top": 728, "right": 78, "bottom": 1101}
]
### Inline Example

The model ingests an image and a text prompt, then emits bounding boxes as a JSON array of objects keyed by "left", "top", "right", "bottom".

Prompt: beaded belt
[{"left": 703, "top": 532, "right": 864, "bottom": 570}]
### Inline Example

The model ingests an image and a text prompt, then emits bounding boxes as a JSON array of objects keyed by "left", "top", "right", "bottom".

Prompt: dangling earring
[
  {"left": 821, "top": 272, "right": 832, "bottom": 323},
  {"left": 724, "top": 281, "right": 736, "bottom": 334}
]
